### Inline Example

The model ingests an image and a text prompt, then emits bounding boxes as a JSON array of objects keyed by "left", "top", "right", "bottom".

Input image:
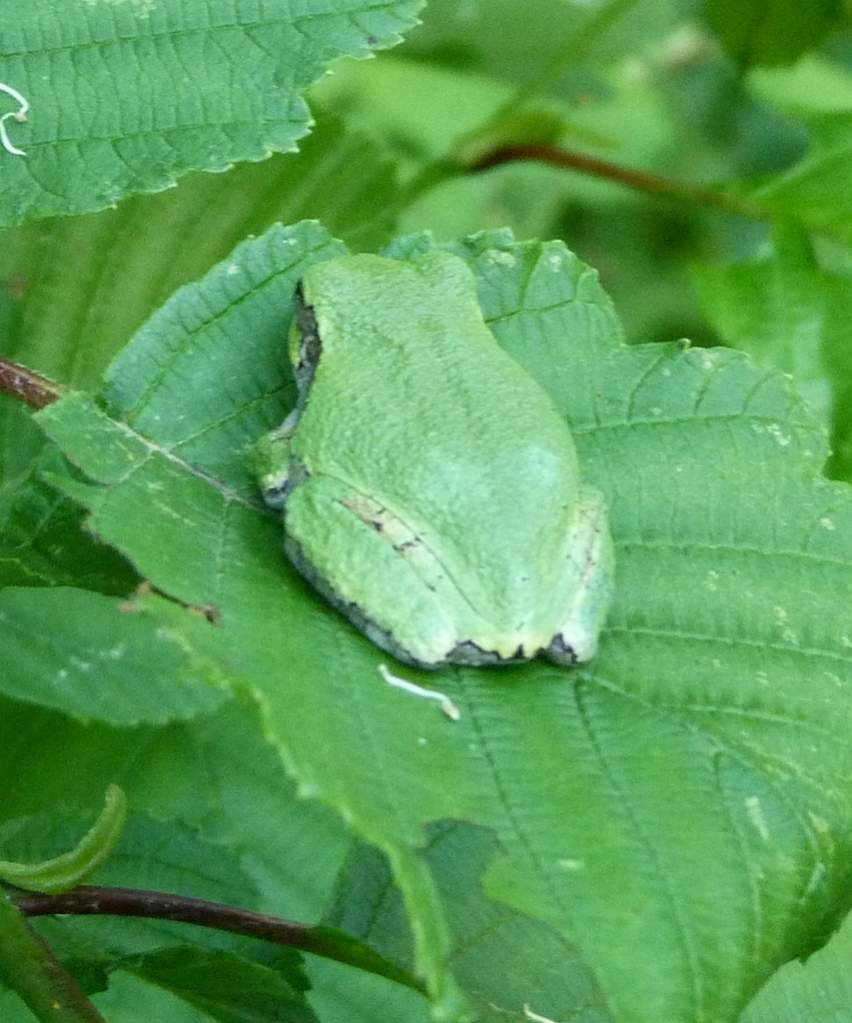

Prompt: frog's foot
[
  {"left": 252, "top": 409, "right": 300, "bottom": 509},
  {"left": 546, "top": 487, "right": 614, "bottom": 667},
  {"left": 445, "top": 639, "right": 528, "bottom": 666}
]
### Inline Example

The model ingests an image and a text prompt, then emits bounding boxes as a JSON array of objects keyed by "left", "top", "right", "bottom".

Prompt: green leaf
[
  {"left": 0, "top": 0, "right": 421, "bottom": 227},
  {"left": 100, "top": 219, "right": 345, "bottom": 498},
  {"left": 326, "top": 823, "right": 608, "bottom": 1022},
  {"left": 0, "top": 785, "right": 126, "bottom": 894},
  {"left": 121, "top": 948, "right": 318, "bottom": 1023},
  {"left": 0, "top": 454, "right": 139, "bottom": 590},
  {"left": 749, "top": 53, "right": 852, "bottom": 116},
  {"left": 305, "top": 959, "right": 430, "bottom": 1023},
  {"left": 32, "top": 226, "right": 852, "bottom": 1023},
  {"left": 89, "top": 971, "right": 229, "bottom": 1023},
  {"left": 0, "top": 587, "right": 228, "bottom": 724},
  {"left": 693, "top": 228, "right": 831, "bottom": 421},
  {"left": 741, "top": 908, "right": 852, "bottom": 1022},
  {"left": 704, "top": 0, "right": 842, "bottom": 66},
  {"left": 693, "top": 224, "right": 852, "bottom": 479},
  {"left": 90, "top": 971, "right": 234, "bottom": 1023},
  {"left": 751, "top": 111, "right": 852, "bottom": 243}
]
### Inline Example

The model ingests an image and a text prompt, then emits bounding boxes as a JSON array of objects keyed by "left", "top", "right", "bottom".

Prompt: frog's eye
[
  {"left": 290, "top": 283, "right": 323, "bottom": 391},
  {"left": 0, "top": 81, "right": 29, "bottom": 157}
]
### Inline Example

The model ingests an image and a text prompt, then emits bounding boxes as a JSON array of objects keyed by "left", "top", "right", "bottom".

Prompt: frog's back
[{"left": 293, "top": 251, "right": 582, "bottom": 638}]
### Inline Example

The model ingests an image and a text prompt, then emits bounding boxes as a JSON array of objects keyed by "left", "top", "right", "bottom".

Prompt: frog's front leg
[
  {"left": 284, "top": 474, "right": 475, "bottom": 668},
  {"left": 546, "top": 486, "right": 615, "bottom": 666},
  {"left": 253, "top": 410, "right": 300, "bottom": 509}
]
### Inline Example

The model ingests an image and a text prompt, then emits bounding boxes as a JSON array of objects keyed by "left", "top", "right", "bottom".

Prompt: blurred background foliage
[
  {"left": 312, "top": 0, "right": 836, "bottom": 343},
  {"left": 308, "top": 0, "right": 852, "bottom": 477}
]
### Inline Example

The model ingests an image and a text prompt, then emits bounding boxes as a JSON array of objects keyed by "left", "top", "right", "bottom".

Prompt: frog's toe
[
  {"left": 446, "top": 639, "right": 529, "bottom": 667},
  {"left": 546, "top": 631, "right": 589, "bottom": 666}
]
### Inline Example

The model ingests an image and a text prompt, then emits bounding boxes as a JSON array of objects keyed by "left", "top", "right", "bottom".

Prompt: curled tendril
[
  {"left": 0, "top": 82, "right": 29, "bottom": 157},
  {"left": 0, "top": 785, "right": 128, "bottom": 894}
]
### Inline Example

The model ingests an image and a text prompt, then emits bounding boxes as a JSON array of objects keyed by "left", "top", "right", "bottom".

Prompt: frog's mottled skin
[{"left": 254, "top": 251, "right": 614, "bottom": 669}]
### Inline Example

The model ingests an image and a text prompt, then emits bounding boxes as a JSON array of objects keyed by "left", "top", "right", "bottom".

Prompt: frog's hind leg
[
  {"left": 546, "top": 487, "right": 614, "bottom": 666},
  {"left": 284, "top": 475, "right": 476, "bottom": 668}
]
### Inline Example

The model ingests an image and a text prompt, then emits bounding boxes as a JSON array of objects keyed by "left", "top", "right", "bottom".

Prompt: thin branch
[
  {"left": 11, "top": 885, "right": 426, "bottom": 997},
  {"left": 398, "top": 1, "right": 640, "bottom": 212},
  {"left": 469, "top": 143, "right": 768, "bottom": 220},
  {"left": 0, "top": 357, "right": 62, "bottom": 409}
]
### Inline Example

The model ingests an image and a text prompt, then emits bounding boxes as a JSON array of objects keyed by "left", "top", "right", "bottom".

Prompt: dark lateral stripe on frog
[
  {"left": 339, "top": 496, "right": 425, "bottom": 557},
  {"left": 283, "top": 531, "right": 438, "bottom": 667},
  {"left": 286, "top": 529, "right": 548, "bottom": 668}
]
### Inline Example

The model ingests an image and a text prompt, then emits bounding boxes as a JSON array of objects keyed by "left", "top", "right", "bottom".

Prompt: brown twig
[
  {"left": 0, "top": 357, "right": 62, "bottom": 409},
  {"left": 469, "top": 143, "right": 766, "bottom": 220},
  {"left": 11, "top": 885, "right": 425, "bottom": 995}
]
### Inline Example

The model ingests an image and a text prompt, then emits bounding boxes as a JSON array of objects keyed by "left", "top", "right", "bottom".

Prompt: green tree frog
[{"left": 253, "top": 250, "right": 614, "bottom": 669}]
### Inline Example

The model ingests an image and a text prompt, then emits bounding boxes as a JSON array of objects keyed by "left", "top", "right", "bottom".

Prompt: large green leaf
[
  {"left": 0, "top": 0, "right": 421, "bottom": 227},
  {"left": 31, "top": 223, "right": 852, "bottom": 1022}
]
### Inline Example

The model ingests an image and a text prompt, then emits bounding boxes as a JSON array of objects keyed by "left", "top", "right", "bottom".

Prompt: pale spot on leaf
[{"left": 745, "top": 796, "right": 770, "bottom": 842}]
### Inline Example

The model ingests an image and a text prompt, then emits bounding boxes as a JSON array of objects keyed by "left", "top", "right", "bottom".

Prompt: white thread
[
  {"left": 523, "top": 1005, "right": 560, "bottom": 1023},
  {"left": 378, "top": 664, "right": 460, "bottom": 721},
  {"left": 0, "top": 82, "right": 29, "bottom": 157}
]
